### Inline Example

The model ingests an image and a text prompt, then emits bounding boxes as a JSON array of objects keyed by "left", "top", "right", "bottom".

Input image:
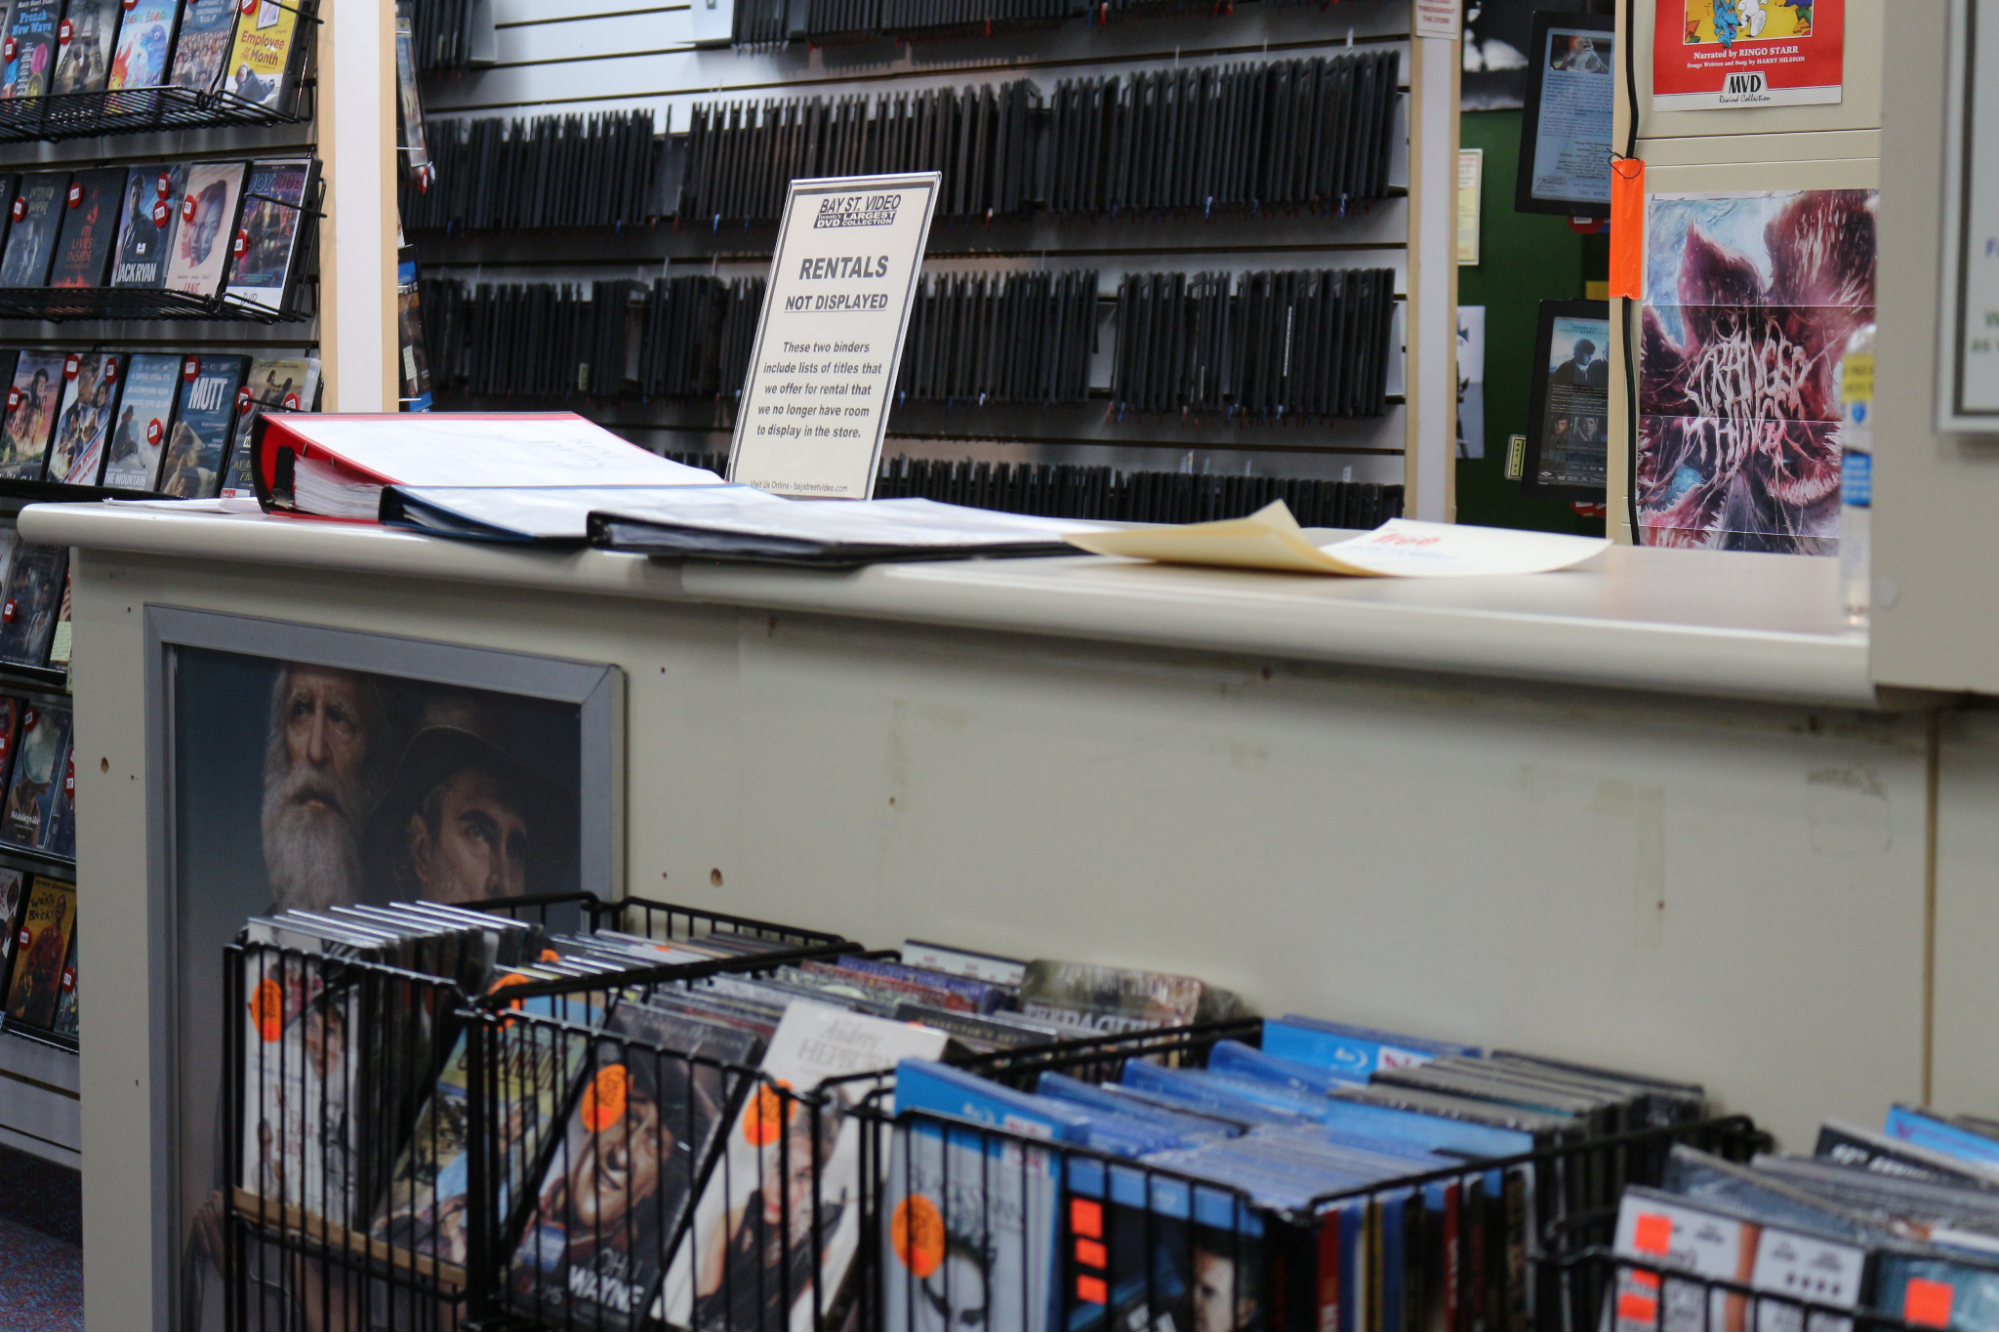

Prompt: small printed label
[
  {"left": 151, "top": 200, "right": 170, "bottom": 227},
  {"left": 145, "top": 418, "right": 162, "bottom": 445},
  {"left": 1842, "top": 352, "right": 1875, "bottom": 407},
  {"left": 63, "top": 355, "right": 79, "bottom": 380},
  {"left": 66, "top": 184, "right": 81, "bottom": 208},
  {"left": 1842, "top": 451, "right": 1872, "bottom": 508},
  {"left": 182, "top": 357, "right": 200, "bottom": 381},
  {"left": 56, "top": 19, "right": 72, "bottom": 46},
  {"left": 236, "top": 387, "right": 253, "bottom": 415}
]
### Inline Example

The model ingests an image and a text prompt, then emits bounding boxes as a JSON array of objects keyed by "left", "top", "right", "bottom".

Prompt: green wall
[{"left": 1455, "top": 110, "right": 1608, "bottom": 536}]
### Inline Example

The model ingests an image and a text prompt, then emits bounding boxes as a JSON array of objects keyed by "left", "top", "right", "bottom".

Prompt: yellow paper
[{"left": 1066, "top": 501, "right": 1609, "bottom": 578}]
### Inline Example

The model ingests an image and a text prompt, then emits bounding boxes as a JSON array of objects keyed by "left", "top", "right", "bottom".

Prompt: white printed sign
[
  {"left": 1414, "top": 0, "right": 1460, "bottom": 39},
  {"left": 1940, "top": 0, "right": 1999, "bottom": 430},
  {"left": 726, "top": 172, "right": 940, "bottom": 498}
]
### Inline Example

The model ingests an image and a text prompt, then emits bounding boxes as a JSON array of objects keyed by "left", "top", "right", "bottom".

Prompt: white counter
[
  {"left": 49, "top": 499, "right": 1964, "bottom": 1329},
  {"left": 20, "top": 503, "right": 1880, "bottom": 708}
]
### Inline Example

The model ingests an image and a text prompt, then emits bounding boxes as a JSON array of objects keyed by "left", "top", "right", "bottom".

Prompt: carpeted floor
[{"left": 0, "top": 1142, "right": 81, "bottom": 1330}]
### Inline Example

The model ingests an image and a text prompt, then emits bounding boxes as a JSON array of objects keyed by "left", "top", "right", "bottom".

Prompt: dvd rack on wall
[
  {"left": 0, "top": 0, "right": 319, "bottom": 144},
  {"left": 0, "top": 0, "right": 326, "bottom": 1170},
  {"left": 0, "top": 156, "right": 323, "bottom": 324},
  {"left": 411, "top": 0, "right": 1440, "bottom": 511},
  {"left": 0, "top": 500, "right": 82, "bottom": 1067},
  {"left": 0, "top": 0, "right": 317, "bottom": 145}
]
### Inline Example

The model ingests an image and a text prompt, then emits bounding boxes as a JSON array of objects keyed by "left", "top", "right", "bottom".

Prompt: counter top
[{"left": 21, "top": 502, "right": 1891, "bottom": 709}]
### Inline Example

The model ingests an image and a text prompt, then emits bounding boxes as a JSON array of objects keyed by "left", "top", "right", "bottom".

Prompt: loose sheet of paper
[{"left": 1065, "top": 500, "right": 1608, "bottom": 577}]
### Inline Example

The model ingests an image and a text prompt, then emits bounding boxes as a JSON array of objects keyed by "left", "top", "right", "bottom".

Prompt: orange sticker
[
  {"left": 1609, "top": 157, "right": 1646, "bottom": 301},
  {"left": 891, "top": 1195, "right": 945, "bottom": 1278},
  {"left": 1905, "top": 1278, "right": 1955, "bottom": 1329},
  {"left": 540, "top": 949, "right": 560, "bottom": 963},
  {"left": 250, "top": 977, "right": 284, "bottom": 1043},
  {"left": 742, "top": 1080, "right": 792, "bottom": 1146},
  {"left": 1632, "top": 1211, "right": 1672, "bottom": 1256},
  {"left": 1616, "top": 1290, "right": 1659, "bottom": 1325},
  {"left": 1074, "top": 1238, "right": 1106, "bottom": 1269},
  {"left": 488, "top": 972, "right": 531, "bottom": 1027},
  {"left": 1070, "top": 1197, "right": 1103, "bottom": 1239},
  {"left": 581, "top": 1064, "right": 629, "bottom": 1132},
  {"left": 1076, "top": 1275, "right": 1107, "bottom": 1306}
]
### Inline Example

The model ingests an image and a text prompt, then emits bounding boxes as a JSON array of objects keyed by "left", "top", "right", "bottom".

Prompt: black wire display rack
[
  {"left": 0, "top": 175, "right": 323, "bottom": 324},
  {"left": 0, "top": 281, "right": 314, "bottom": 324},
  {"left": 218, "top": 902, "right": 1775, "bottom": 1332},
  {"left": 0, "top": 82, "right": 315, "bottom": 145},
  {"left": 1571, "top": 1247, "right": 1924, "bottom": 1332},
  {"left": 0, "top": 0, "right": 320, "bottom": 144}
]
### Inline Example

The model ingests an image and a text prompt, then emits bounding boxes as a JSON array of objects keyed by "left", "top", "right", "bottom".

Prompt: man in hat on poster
[{"left": 364, "top": 698, "right": 577, "bottom": 904}]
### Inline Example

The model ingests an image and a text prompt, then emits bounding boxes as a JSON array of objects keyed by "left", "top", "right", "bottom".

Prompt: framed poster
[
  {"left": 1515, "top": 12, "right": 1616, "bottom": 218},
  {"left": 145, "top": 608, "right": 619, "bottom": 1328},
  {"left": 1652, "top": 0, "right": 1844, "bottom": 111},
  {"left": 1938, "top": 0, "right": 1999, "bottom": 432},
  {"left": 1523, "top": 300, "right": 1612, "bottom": 498}
]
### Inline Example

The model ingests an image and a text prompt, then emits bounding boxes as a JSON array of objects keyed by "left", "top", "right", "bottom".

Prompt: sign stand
[{"left": 725, "top": 172, "right": 941, "bottom": 499}]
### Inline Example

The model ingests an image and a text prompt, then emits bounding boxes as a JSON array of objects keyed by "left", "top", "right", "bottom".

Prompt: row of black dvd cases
[{"left": 220, "top": 893, "right": 1770, "bottom": 1331}]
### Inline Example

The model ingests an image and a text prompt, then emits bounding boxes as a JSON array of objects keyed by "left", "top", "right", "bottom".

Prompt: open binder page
[
  {"left": 590, "top": 493, "right": 1119, "bottom": 564},
  {"left": 385, "top": 483, "right": 783, "bottom": 542},
  {"left": 272, "top": 414, "right": 725, "bottom": 488},
  {"left": 1067, "top": 501, "right": 1610, "bottom": 577}
]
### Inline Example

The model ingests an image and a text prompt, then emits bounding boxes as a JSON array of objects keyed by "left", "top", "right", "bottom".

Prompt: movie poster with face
[
  {"left": 1637, "top": 189, "right": 1876, "bottom": 553},
  {"left": 507, "top": 1007, "right": 756, "bottom": 1328},
  {"left": 170, "top": 645, "right": 590, "bottom": 1330},
  {"left": 1535, "top": 312, "right": 1612, "bottom": 490},
  {"left": 163, "top": 161, "right": 245, "bottom": 299}
]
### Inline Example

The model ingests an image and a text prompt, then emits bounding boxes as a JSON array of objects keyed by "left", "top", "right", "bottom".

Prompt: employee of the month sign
[
  {"left": 726, "top": 172, "right": 940, "bottom": 499},
  {"left": 1652, "top": 0, "right": 1844, "bottom": 111}
]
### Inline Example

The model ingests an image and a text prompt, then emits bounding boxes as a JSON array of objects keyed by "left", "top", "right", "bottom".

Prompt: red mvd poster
[{"left": 1653, "top": 0, "right": 1843, "bottom": 110}]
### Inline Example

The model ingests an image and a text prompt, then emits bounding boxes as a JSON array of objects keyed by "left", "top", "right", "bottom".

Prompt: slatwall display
[
  {"left": 413, "top": 0, "right": 1427, "bottom": 498},
  {"left": 0, "top": 134, "right": 320, "bottom": 410}
]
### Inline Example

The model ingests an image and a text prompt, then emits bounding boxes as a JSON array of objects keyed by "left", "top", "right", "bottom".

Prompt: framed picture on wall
[
  {"left": 143, "top": 608, "right": 620, "bottom": 1329},
  {"left": 1523, "top": 299, "right": 1612, "bottom": 499},
  {"left": 1514, "top": 11, "right": 1616, "bottom": 218}
]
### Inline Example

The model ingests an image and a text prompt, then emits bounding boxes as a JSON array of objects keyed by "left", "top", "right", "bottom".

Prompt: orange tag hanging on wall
[{"left": 1609, "top": 157, "right": 1646, "bottom": 300}]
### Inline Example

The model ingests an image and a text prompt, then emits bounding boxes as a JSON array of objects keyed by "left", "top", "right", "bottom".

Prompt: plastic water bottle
[{"left": 1838, "top": 323, "right": 1876, "bottom": 628}]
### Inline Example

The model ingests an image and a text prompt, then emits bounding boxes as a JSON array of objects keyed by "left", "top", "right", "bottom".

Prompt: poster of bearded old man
[{"left": 165, "top": 633, "right": 604, "bottom": 1330}]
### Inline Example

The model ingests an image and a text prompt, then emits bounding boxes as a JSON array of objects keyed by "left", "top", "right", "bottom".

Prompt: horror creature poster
[{"left": 1638, "top": 189, "right": 1876, "bottom": 553}]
